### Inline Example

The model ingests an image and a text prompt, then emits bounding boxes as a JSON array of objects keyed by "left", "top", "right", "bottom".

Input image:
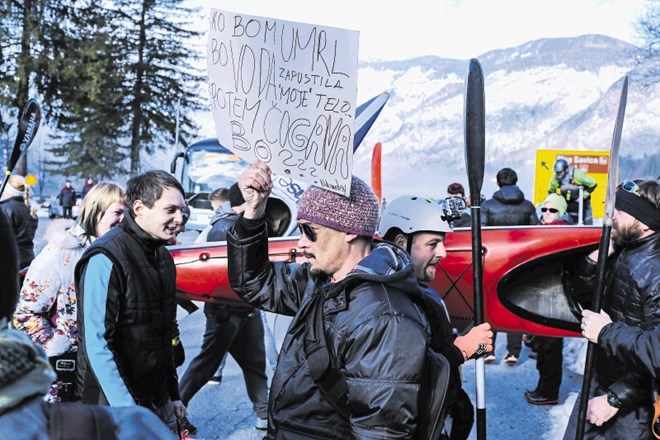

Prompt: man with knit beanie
[
  {"left": 227, "top": 160, "right": 436, "bottom": 438},
  {"left": 178, "top": 181, "right": 269, "bottom": 435}
]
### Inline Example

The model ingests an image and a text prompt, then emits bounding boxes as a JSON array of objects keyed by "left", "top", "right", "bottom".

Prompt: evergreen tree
[
  {"left": 38, "top": 2, "right": 130, "bottom": 179},
  {"left": 109, "top": 0, "right": 203, "bottom": 174},
  {"left": 0, "top": 0, "right": 44, "bottom": 174},
  {"left": 2, "top": 0, "right": 203, "bottom": 179}
]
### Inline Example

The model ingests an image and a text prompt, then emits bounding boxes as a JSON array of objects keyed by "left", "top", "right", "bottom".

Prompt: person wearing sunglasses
[
  {"left": 227, "top": 160, "right": 439, "bottom": 439},
  {"left": 539, "top": 193, "right": 573, "bottom": 226},
  {"left": 524, "top": 193, "right": 575, "bottom": 407},
  {"left": 563, "top": 178, "right": 660, "bottom": 439}
]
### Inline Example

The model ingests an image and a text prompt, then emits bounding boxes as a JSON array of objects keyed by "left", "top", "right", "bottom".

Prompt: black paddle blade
[
  {"left": 602, "top": 75, "right": 628, "bottom": 223},
  {"left": 464, "top": 59, "right": 485, "bottom": 207},
  {"left": 8, "top": 99, "right": 41, "bottom": 172}
]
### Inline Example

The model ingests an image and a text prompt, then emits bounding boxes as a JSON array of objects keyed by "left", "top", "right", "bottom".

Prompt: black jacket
[
  {"left": 207, "top": 210, "right": 239, "bottom": 242},
  {"left": 58, "top": 186, "right": 76, "bottom": 207},
  {"left": 480, "top": 185, "right": 538, "bottom": 226},
  {"left": 228, "top": 217, "right": 431, "bottom": 439},
  {"left": 205, "top": 209, "right": 248, "bottom": 314},
  {"left": 74, "top": 213, "right": 180, "bottom": 409},
  {"left": 0, "top": 196, "right": 37, "bottom": 268},
  {"left": 572, "top": 232, "right": 660, "bottom": 409}
]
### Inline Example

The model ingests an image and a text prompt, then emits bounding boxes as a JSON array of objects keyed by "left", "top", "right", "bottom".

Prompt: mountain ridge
[
  {"left": 29, "top": 34, "right": 659, "bottom": 201},
  {"left": 351, "top": 34, "right": 659, "bottom": 200}
]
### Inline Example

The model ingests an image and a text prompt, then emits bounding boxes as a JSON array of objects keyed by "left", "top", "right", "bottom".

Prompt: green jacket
[{"left": 548, "top": 167, "right": 597, "bottom": 200}]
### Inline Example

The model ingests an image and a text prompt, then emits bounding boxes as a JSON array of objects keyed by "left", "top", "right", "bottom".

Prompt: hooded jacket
[
  {"left": 480, "top": 185, "right": 538, "bottom": 226},
  {"left": 13, "top": 220, "right": 90, "bottom": 357},
  {"left": 228, "top": 217, "right": 431, "bottom": 439},
  {"left": 207, "top": 203, "right": 239, "bottom": 242},
  {"left": 0, "top": 196, "right": 38, "bottom": 268},
  {"left": 194, "top": 202, "right": 233, "bottom": 244}
]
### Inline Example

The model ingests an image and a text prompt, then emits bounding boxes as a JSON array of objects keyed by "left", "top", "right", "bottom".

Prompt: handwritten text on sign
[{"left": 207, "top": 9, "right": 359, "bottom": 196}]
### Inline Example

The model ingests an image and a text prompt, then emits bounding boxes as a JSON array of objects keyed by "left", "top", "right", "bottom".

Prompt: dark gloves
[
  {"left": 560, "top": 184, "right": 581, "bottom": 201},
  {"left": 173, "top": 336, "right": 185, "bottom": 367}
]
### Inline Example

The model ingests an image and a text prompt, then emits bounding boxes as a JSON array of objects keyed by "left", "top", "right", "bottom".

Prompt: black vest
[{"left": 75, "top": 214, "right": 177, "bottom": 407}]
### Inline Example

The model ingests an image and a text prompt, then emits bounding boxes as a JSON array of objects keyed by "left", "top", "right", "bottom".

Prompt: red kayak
[{"left": 170, "top": 224, "right": 600, "bottom": 337}]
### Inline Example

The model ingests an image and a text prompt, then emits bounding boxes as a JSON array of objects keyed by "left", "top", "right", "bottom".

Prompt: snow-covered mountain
[
  {"left": 29, "top": 34, "right": 660, "bottom": 200},
  {"left": 351, "top": 34, "right": 660, "bottom": 200}
]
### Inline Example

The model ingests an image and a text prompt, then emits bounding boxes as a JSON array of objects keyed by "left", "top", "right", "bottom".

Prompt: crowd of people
[{"left": 0, "top": 163, "right": 658, "bottom": 440}]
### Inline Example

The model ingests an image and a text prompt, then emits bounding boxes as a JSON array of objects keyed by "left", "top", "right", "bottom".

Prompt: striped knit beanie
[
  {"left": 0, "top": 328, "right": 56, "bottom": 413},
  {"left": 297, "top": 176, "right": 380, "bottom": 237}
]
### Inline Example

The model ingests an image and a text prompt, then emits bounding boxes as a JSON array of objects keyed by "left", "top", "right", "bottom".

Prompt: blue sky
[{"left": 191, "top": 0, "right": 649, "bottom": 60}]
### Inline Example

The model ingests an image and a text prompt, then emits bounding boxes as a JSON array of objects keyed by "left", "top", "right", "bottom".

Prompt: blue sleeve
[{"left": 83, "top": 254, "right": 135, "bottom": 407}]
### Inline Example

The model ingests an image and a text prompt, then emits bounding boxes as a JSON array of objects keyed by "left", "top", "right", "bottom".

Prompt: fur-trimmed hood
[{"left": 43, "top": 220, "right": 91, "bottom": 250}]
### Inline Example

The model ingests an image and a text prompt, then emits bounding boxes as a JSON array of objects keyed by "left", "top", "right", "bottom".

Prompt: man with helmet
[
  {"left": 548, "top": 158, "right": 597, "bottom": 225},
  {"left": 379, "top": 195, "right": 493, "bottom": 440}
]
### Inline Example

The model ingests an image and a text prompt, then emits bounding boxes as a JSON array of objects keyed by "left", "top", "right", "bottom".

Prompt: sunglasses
[
  {"left": 621, "top": 179, "right": 640, "bottom": 196},
  {"left": 298, "top": 223, "right": 318, "bottom": 242},
  {"left": 541, "top": 207, "right": 559, "bottom": 213}
]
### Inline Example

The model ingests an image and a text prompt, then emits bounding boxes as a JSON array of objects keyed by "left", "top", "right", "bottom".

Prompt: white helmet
[{"left": 378, "top": 196, "right": 453, "bottom": 238}]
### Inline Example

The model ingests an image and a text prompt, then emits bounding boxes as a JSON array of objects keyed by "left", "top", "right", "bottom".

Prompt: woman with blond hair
[
  {"left": 525, "top": 192, "right": 574, "bottom": 406},
  {"left": 12, "top": 182, "right": 126, "bottom": 401}
]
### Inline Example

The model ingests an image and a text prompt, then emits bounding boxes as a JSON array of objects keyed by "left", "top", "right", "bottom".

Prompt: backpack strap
[
  {"left": 302, "top": 282, "right": 451, "bottom": 440},
  {"left": 303, "top": 291, "right": 350, "bottom": 418},
  {"left": 417, "top": 349, "right": 451, "bottom": 440},
  {"left": 410, "top": 293, "right": 452, "bottom": 440}
]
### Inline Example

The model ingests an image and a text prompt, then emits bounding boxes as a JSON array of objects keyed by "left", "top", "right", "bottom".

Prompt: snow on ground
[{"left": 460, "top": 335, "right": 587, "bottom": 440}]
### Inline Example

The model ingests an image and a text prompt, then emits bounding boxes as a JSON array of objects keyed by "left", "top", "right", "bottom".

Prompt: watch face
[{"left": 607, "top": 393, "right": 621, "bottom": 408}]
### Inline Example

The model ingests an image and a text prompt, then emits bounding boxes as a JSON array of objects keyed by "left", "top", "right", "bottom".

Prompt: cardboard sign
[{"left": 207, "top": 9, "right": 359, "bottom": 196}]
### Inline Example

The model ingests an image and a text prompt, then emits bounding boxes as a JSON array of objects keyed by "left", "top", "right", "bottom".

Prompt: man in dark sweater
[
  {"left": 481, "top": 168, "right": 538, "bottom": 364},
  {"left": 178, "top": 183, "right": 269, "bottom": 435},
  {"left": 0, "top": 175, "right": 37, "bottom": 269},
  {"left": 58, "top": 180, "right": 77, "bottom": 219}
]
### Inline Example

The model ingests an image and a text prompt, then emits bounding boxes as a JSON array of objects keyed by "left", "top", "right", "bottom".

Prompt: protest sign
[{"left": 207, "top": 9, "right": 359, "bottom": 196}]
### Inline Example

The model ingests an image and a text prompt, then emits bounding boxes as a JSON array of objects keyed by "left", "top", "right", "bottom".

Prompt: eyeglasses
[
  {"left": 541, "top": 207, "right": 559, "bottom": 213},
  {"left": 621, "top": 180, "right": 640, "bottom": 196},
  {"left": 298, "top": 223, "right": 318, "bottom": 242}
]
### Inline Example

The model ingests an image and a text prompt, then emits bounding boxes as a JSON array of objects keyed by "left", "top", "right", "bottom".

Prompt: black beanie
[{"left": 229, "top": 183, "right": 245, "bottom": 208}]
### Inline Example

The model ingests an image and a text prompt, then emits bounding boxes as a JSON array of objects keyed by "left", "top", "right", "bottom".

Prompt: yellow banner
[{"left": 533, "top": 149, "right": 611, "bottom": 220}]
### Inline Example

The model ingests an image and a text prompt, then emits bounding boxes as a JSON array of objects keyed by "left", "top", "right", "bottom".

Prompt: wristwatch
[{"left": 607, "top": 391, "right": 622, "bottom": 409}]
